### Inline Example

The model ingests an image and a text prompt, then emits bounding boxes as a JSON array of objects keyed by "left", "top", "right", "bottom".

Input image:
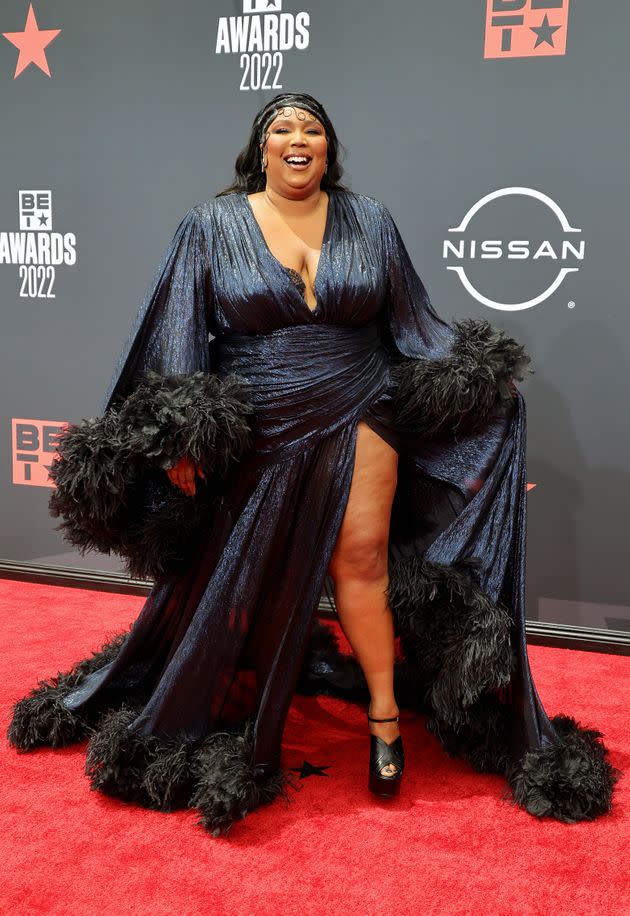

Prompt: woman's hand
[{"left": 165, "top": 454, "right": 205, "bottom": 496}]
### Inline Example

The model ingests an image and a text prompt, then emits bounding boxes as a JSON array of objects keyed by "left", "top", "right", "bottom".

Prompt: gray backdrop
[{"left": 1, "top": 0, "right": 628, "bottom": 632}]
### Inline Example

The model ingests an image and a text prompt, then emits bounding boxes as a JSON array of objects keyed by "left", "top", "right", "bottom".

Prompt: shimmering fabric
[{"left": 64, "top": 188, "right": 557, "bottom": 768}]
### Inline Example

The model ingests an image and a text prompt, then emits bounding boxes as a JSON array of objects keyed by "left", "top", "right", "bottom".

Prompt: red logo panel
[{"left": 484, "top": 0, "right": 569, "bottom": 59}]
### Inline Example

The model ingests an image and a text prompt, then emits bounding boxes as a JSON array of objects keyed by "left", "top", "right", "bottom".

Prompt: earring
[{"left": 324, "top": 161, "right": 328, "bottom": 173}]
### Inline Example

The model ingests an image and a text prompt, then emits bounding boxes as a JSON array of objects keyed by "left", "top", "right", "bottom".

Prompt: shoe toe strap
[{"left": 372, "top": 736, "right": 405, "bottom": 774}]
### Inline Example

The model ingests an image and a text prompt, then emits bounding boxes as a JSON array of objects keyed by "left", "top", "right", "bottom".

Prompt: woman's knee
[{"left": 328, "top": 534, "right": 389, "bottom": 584}]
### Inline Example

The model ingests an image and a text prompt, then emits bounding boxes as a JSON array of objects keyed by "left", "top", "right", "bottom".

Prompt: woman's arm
[
  {"left": 48, "top": 205, "right": 254, "bottom": 575},
  {"left": 378, "top": 200, "right": 532, "bottom": 437}
]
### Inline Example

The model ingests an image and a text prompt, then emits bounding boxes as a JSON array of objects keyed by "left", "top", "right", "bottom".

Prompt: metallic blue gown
[{"left": 51, "top": 188, "right": 618, "bottom": 829}]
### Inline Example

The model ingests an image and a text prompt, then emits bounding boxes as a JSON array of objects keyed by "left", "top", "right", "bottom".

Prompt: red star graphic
[{"left": 3, "top": 3, "right": 61, "bottom": 78}]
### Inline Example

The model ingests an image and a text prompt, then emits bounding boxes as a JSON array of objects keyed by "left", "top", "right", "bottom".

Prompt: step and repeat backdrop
[{"left": 1, "top": 1, "right": 628, "bottom": 632}]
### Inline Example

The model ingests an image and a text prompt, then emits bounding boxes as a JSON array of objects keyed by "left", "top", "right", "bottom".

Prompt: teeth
[{"left": 286, "top": 157, "right": 310, "bottom": 163}]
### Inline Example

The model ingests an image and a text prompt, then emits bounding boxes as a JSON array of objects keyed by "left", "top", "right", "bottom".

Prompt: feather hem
[
  {"left": 505, "top": 713, "right": 621, "bottom": 823},
  {"left": 6, "top": 631, "right": 129, "bottom": 750},
  {"left": 84, "top": 709, "right": 299, "bottom": 836}
]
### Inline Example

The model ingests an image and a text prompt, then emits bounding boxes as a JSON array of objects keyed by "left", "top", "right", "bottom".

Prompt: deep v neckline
[{"left": 241, "top": 190, "right": 333, "bottom": 316}]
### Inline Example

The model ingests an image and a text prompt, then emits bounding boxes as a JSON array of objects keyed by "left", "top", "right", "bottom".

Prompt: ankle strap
[{"left": 367, "top": 714, "right": 399, "bottom": 723}]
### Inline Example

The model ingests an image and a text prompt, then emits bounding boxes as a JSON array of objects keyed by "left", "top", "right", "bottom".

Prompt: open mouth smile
[{"left": 283, "top": 155, "right": 312, "bottom": 170}]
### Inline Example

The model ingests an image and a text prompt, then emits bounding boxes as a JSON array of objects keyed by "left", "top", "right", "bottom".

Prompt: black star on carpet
[
  {"left": 531, "top": 14, "right": 561, "bottom": 49},
  {"left": 290, "top": 760, "right": 331, "bottom": 778}
]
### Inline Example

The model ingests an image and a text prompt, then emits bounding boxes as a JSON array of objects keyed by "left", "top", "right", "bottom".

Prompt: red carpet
[{"left": 1, "top": 579, "right": 628, "bottom": 915}]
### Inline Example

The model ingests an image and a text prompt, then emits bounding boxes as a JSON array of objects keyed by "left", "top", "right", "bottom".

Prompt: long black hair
[{"left": 215, "top": 91, "right": 349, "bottom": 197}]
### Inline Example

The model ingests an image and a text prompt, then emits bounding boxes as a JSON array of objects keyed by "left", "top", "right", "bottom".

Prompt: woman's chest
[
  {"left": 209, "top": 196, "right": 387, "bottom": 334},
  {"left": 247, "top": 194, "right": 327, "bottom": 290}
]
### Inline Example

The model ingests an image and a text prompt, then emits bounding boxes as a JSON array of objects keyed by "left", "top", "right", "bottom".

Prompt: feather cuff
[
  {"left": 392, "top": 317, "right": 534, "bottom": 438},
  {"left": 48, "top": 370, "right": 254, "bottom": 580}
]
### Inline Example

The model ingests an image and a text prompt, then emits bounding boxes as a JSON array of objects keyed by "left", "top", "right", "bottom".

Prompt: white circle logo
[{"left": 444, "top": 187, "right": 584, "bottom": 311}]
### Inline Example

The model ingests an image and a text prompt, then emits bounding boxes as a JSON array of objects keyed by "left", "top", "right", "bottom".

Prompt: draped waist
[{"left": 217, "top": 320, "right": 390, "bottom": 463}]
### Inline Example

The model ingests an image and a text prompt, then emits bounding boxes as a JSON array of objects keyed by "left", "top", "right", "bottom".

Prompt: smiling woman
[
  {"left": 244, "top": 106, "right": 332, "bottom": 313},
  {"left": 7, "top": 91, "right": 619, "bottom": 836},
  {"left": 263, "top": 106, "right": 328, "bottom": 172}
]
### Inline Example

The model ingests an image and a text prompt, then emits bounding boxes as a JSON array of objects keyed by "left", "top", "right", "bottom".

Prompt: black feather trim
[
  {"left": 118, "top": 370, "right": 254, "bottom": 474},
  {"left": 506, "top": 713, "right": 621, "bottom": 823},
  {"left": 189, "top": 719, "right": 299, "bottom": 837},
  {"left": 6, "top": 631, "right": 129, "bottom": 750},
  {"left": 83, "top": 708, "right": 299, "bottom": 835},
  {"left": 392, "top": 317, "right": 534, "bottom": 438},
  {"left": 425, "top": 692, "right": 513, "bottom": 776},
  {"left": 386, "top": 555, "right": 515, "bottom": 726},
  {"left": 49, "top": 411, "right": 133, "bottom": 530},
  {"left": 84, "top": 704, "right": 197, "bottom": 810},
  {"left": 47, "top": 370, "right": 255, "bottom": 580}
]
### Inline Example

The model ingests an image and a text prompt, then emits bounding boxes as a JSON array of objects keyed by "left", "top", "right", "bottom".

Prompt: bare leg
[{"left": 328, "top": 421, "right": 400, "bottom": 775}]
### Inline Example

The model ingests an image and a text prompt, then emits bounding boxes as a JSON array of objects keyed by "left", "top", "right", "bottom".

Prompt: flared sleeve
[
  {"left": 379, "top": 202, "right": 456, "bottom": 361},
  {"left": 378, "top": 202, "right": 532, "bottom": 439},
  {"left": 101, "top": 206, "right": 216, "bottom": 413},
  {"left": 48, "top": 204, "right": 254, "bottom": 580}
]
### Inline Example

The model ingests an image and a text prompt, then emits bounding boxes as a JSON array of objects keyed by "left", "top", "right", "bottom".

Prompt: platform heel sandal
[{"left": 367, "top": 712, "right": 405, "bottom": 798}]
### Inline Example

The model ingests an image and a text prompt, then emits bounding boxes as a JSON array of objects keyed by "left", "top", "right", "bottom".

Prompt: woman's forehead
[{"left": 268, "top": 106, "right": 322, "bottom": 126}]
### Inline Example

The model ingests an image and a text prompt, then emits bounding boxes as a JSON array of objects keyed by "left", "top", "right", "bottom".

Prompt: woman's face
[{"left": 261, "top": 106, "right": 328, "bottom": 195}]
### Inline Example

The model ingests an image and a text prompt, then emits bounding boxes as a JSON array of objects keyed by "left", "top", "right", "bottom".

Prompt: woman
[{"left": 8, "top": 92, "right": 619, "bottom": 836}]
